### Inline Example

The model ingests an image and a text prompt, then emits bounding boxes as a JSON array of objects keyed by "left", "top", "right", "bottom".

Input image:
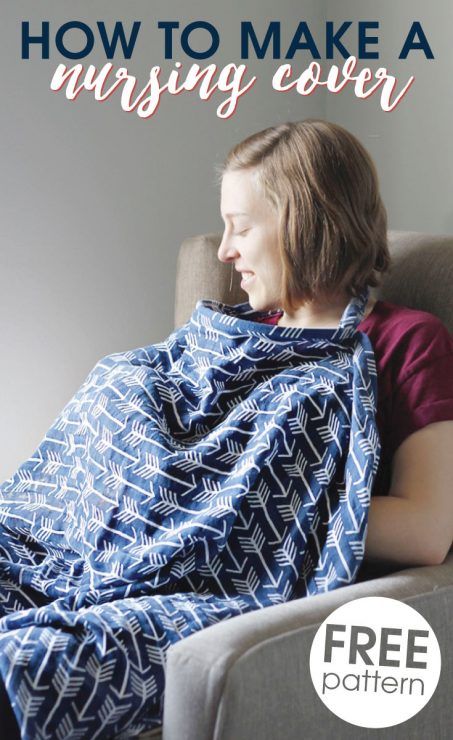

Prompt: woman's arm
[{"left": 364, "top": 420, "right": 453, "bottom": 567}]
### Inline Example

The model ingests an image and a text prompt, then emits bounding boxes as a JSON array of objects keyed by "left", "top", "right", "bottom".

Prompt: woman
[
  {"left": 1, "top": 119, "right": 452, "bottom": 738},
  {"left": 217, "top": 118, "right": 453, "bottom": 570}
]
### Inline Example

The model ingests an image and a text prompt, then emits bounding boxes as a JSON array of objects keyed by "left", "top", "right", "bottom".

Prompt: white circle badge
[{"left": 309, "top": 596, "right": 441, "bottom": 728}]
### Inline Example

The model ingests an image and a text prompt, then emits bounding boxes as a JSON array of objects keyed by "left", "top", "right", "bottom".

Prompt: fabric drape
[{"left": 0, "top": 289, "right": 379, "bottom": 738}]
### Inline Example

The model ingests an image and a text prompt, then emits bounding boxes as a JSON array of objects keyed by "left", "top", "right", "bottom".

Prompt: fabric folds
[{"left": 0, "top": 290, "right": 380, "bottom": 738}]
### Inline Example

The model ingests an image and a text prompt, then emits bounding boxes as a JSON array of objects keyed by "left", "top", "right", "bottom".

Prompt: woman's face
[{"left": 218, "top": 168, "right": 283, "bottom": 312}]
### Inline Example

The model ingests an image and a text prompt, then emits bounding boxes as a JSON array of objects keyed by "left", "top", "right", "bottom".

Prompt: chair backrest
[{"left": 175, "top": 231, "right": 453, "bottom": 332}]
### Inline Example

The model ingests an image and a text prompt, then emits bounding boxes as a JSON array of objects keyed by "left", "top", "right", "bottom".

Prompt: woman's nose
[{"left": 217, "top": 231, "right": 239, "bottom": 263}]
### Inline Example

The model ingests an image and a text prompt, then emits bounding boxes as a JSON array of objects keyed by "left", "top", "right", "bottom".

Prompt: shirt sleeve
[{"left": 389, "top": 316, "right": 453, "bottom": 453}]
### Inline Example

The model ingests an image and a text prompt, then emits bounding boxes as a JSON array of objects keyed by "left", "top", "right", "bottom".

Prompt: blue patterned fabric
[{"left": 0, "top": 290, "right": 379, "bottom": 738}]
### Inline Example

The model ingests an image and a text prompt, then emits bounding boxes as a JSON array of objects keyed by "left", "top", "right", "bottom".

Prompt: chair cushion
[{"left": 174, "top": 231, "right": 453, "bottom": 332}]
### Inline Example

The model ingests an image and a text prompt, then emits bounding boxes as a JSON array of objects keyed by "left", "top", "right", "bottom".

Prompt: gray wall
[
  {"left": 325, "top": 0, "right": 453, "bottom": 235},
  {"left": 1, "top": 1, "right": 451, "bottom": 481},
  {"left": 1, "top": 0, "right": 326, "bottom": 480}
]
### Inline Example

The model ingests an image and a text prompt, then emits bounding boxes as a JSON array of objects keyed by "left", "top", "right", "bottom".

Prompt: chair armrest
[{"left": 163, "top": 555, "right": 453, "bottom": 740}]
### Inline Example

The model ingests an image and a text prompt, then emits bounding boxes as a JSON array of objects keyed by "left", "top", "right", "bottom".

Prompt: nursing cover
[{"left": 0, "top": 290, "right": 379, "bottom": 738}]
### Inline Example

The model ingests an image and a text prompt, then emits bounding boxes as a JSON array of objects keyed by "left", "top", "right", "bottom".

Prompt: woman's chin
[
  {"left": 248, "top": 294, "right": 278, "bottom": 312},
  {"left": 247, "top": 294, "right": 262, "bottom": 311}
]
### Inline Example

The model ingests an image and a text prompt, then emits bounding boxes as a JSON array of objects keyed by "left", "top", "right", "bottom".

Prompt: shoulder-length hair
[{"left": 220, "top": 119, "right": 391, "bottom": 312}]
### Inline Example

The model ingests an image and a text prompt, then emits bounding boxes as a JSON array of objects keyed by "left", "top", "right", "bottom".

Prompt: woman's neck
[{"left": 277, "top": 293, "right": 376, "bottom": 329}]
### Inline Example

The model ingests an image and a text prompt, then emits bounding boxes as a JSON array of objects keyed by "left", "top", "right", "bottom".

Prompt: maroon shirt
[{"left": 259, "top": 300, "right": 453, "bottom": 496}]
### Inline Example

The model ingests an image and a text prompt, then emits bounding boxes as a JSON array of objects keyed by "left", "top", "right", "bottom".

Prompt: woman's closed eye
[{"left": 234, "top": 227, "right": 251, "bottom": 237}]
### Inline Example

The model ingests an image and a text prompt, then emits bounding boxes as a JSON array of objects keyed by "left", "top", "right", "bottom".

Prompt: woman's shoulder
[
  {"left": 359, "top": 299, "right": 453, "bottom": 376},
  {"left": 363, "top": 301, "right": 453, "bottom": 462},
  {"left": 360, "top": 299, "right": 450, "bottom": 335}
]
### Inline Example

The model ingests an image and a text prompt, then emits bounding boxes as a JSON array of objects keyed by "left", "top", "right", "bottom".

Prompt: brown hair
[{"left": 220, "top": 119, "right": 390, "bottom": 312}]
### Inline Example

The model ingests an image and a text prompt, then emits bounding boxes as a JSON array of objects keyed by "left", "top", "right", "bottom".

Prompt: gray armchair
[{"left": 140, "top": 231, "right": 453, "bottom": 740}]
